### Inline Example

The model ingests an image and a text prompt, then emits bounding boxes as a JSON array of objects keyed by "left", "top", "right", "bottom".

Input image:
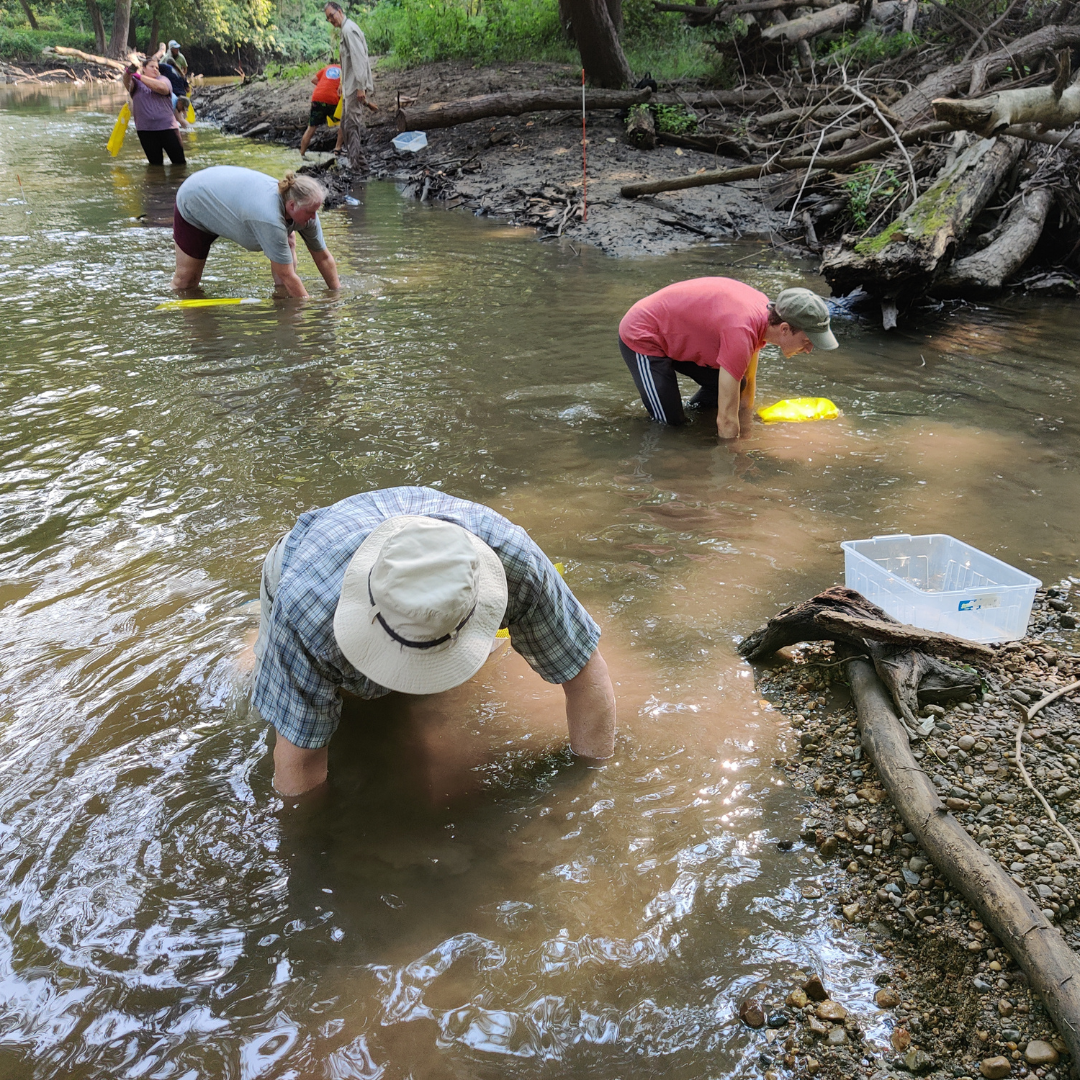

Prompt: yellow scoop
[
  {"left": 757, "top": 397, "right": 839, "bottom": 423},
  {"left": 328, "top": 98, "right": 343, "bottom": 127},
  {"left": 496, "top": 562, "right": 565, "bottom": 638},
  {"left": 156, "top": 298, "right": 265, "bottom": 310}
]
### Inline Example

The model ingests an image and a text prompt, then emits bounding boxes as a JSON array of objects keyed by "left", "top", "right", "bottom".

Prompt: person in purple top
[{"left": 122, "top": 56, "right": 185, "bottom": 165}]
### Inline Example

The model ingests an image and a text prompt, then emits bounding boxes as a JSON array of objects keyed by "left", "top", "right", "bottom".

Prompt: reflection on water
[{"left": 1, "top": 85, "right": 1079, "bottom": 1078}]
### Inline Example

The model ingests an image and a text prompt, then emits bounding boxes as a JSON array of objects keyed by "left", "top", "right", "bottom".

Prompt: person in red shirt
[
  {"left": 618, "top": 277, "right": 839, "bottom": 439},
  {"left": 300, "top": 63, "right": 343, "bottom": 157}
]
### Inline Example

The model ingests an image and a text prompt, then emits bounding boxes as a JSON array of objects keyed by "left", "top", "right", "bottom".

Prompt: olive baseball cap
[{"left": 774, "top": 288, "right": 839, "bottom": 350}]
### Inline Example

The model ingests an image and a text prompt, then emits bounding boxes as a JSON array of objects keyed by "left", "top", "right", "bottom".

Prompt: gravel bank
[{"left": 746, "top": 583, "right": 1080, "bottom": 1080}]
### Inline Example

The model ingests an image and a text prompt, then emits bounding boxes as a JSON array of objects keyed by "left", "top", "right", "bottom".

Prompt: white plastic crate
[
  {"left": 841, "top": 533, "right": 1041, "bottom": 644},
  {"left": 392, "top": 131, "right": 428, "bottom": 153}
]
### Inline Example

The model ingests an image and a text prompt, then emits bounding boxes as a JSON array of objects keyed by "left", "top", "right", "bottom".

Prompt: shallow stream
[{"left": 1, "top": 85, "right": 1078, "bottom": 1079}]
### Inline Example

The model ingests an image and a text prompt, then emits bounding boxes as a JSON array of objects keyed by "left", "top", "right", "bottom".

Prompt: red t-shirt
[
  {"left": 619, "top": 277, "right": 770, "bottom": 382},
  {"left": 311, "top": 65, "right": 342, "bottom": 105}
]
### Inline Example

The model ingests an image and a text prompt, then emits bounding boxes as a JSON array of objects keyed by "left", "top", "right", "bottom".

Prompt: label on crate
[{"left": 958, "top": 595, "right": 1000, "bottom": 611}]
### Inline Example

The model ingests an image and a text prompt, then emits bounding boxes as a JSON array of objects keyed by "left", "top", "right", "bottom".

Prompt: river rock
[
  {"left": 803, "top": 974, "right": 828, "bottom": 1001},
  {"left": 819, "top": 836, "right": 838, "bottom": 858},
  {"left": 958, "top": 734, "right": 977, "bottom": 751},
  {"left": 816, "top": 1000, "right": 847, "bottom": 1021},
  {"left": 826, "top": 1026, "right": 848, "bottom": 1045},
  {"left": 874, "top": 987, "right": 900, "bottom": 1008},
  {"left": 1023, "top": 1040, "right": 1059, "bottom": 1065},
  {"left": 980, "top": 1056, "right": 1011, "bottom": 1079},
  {"left": 786, "top": 987, "right": 809, "bottom": 1009},
  {"left": 903, "top": 1048, "right": 934, "bottom": 1074},
  {"left": 842, "top": 902, "right": 861, "bottom": 921},
  {"left": 805, "top": 1057, "right": 820, "bottom": 1076},
  {"left": 891, "top": 1027, "right": 911, "bottom": 1051},
  {"left": 739, "top": 998, "right": 765, "bottom": 1028},
  {"left": 801, "top": 883, "right": 823, "bottom": 899},
  {"left": 807, "top": 1016, "right": 829, "bottom": 1036}
]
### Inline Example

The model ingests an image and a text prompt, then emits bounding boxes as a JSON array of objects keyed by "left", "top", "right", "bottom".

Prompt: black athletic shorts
[
  {"left": 137, "top": 128, "right": 186, "bottom": 166},
  {"left": 308, "top": 100, "right": 338, "bottom": 127}
]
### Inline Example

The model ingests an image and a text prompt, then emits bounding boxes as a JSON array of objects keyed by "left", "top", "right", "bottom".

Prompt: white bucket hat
[{"left": 333, "top": 516, "right": 508, "bottom": 695}]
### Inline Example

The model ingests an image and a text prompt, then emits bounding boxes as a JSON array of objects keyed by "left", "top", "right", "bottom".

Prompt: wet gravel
[{"left": 748, "top": 583, "right": 1080, "bottom": 1080}]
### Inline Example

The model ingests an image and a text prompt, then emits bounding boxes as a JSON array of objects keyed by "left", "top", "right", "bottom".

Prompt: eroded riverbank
[{"left": 193, "top": 60, "right": 786, "bottom": 258}]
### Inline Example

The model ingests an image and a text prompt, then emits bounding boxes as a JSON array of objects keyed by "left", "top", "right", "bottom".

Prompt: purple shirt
[{"left": 130, "top": 77, "right": 178, "bottom": 131}]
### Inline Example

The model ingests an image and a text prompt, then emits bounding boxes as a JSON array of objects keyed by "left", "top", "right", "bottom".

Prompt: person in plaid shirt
[{"left": 251, "top": 487, "right": 616, "bottom": 794}]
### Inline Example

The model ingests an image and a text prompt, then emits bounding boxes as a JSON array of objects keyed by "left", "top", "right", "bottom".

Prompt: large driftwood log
[
  {"left": 934, "top": 185, "right": 1053, "bottom": 294},
  {"left": 759, "top": 1, "right": 860, "bottom": 40},
  {"left": 847, "top": 659, "right": 1080, "bottom": 1068},
  {"left": 738, "top": 587, "right": 984, "bottom": 732},
  {"left": 820, "top": 134, "right": 1022, "bottom": 302},
  {"left": 933, "top": 62, "right": 1080, "bottom": 137},
  {"left": 395, "top": 88, "right": 651, "bottom": 131},
  {"left": 619, "top": 121, "right": 951, "bottom": 197},
  {"left": 42, "top": 44, "right": 130, "bottom": 72}
]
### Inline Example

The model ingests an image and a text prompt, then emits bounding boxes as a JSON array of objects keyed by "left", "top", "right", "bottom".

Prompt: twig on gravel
[{"left": 1012, "top": 679, "right": 1080, "bottom": 859}]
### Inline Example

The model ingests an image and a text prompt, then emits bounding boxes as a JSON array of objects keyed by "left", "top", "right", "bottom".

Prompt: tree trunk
[
  {"left": 934, "top": 185, "right": 1053, "bottom": 294},
  {"left": 933, "top": 77, "right": 1080, "bottom": 137},
  {"left": 127, "top": 13, "right": 137, "bottom": 49},
  {"left": 759, "top": 2, "right": 860, "bottom": 41},
  {"left": 820, "top": 135, "right": 1023, "bottom": 302},
  {"left": 558, "top": 0, "right": 575, "bottom": 40},
  {"left": 17, "top": 0, "right": 38, "bottom": 31},
  {"left": 562, "top": 0, "right": 634, "bottom": 88},
  {"left": 626, "top": 104, "right": 656, "bottom": 148},
  {"left": 396, "top": 86, "right": 651, "bottom": 131},
  {"left": 846, "top": 658, "right": 1080, "bottom": 1072},
  {"left": 606, "top": 0, "right": 624, "bottom": 33},
  {"left": 86, "top": 0, "right": 106, "bottom": 54},
  {"left": 107, "top": 0, "right": 133, "bottom": 59},
  {"left": 148, "top": 13, "right": 160, "bottom": 54}
]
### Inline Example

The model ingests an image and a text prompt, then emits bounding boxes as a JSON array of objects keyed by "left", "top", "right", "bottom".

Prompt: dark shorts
[
  {"left": 308, "top": 100, "right": 338, "bottom": 127},
  {"left": 136, "top": 127, "right": 186, "bottom": 166},
  {"left": 173, "top": 203, "right": 217, "bottom": 260}
]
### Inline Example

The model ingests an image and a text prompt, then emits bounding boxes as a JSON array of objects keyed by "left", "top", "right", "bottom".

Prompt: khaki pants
[{"left": 341, "top": 92, "right": 368, "bottom": 173}]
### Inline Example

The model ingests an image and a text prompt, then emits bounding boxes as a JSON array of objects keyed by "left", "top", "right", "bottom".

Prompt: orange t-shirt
[
  {"left": 619, "top": 277, "right": 770, "bottom": 382},
  {"left": 311, "top": 65, "right": 342, "bottom": 105}
]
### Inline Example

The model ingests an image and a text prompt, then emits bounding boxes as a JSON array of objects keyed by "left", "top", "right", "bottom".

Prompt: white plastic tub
[
  {"left": 392, "top": 130, "right": 428, "bottom": 153},
  {"left": 841, "top": 533, "right": 1041, "bottom": 643}
]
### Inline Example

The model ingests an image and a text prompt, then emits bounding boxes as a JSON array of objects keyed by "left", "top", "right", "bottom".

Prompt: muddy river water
[{"left": 1, "top": 85, "right": 1078, "bottom": 1079}]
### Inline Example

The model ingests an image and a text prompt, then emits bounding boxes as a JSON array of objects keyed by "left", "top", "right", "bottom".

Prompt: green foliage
[
  {"left": 844, "top": 162, "right": 902, "bottom": 230},
  {"left": 363, "top": 0, "right": 565, "bottom": 66},
  {"left": 820, "top": 28, "right": 919, "bottom": 64},
  {"left": 655, "top": 102, "right": 695, "bottom": 135},
  {"left": 0, "top": 23, "right": 95, "bottom": 59}
]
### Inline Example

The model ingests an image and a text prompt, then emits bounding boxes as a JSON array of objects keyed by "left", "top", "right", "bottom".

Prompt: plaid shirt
[{"left": 251, "top": 487, "right": 601, "bottom": 749}]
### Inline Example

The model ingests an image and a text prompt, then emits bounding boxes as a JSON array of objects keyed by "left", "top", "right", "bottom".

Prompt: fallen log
[
  {"left": 42, "top": 44, "right": 129, "bottom": 72},
  {"left": 820, "top": 134, "right": 1022, "bottom": 308},
  {"left": 759, "top": 1, "right": 861, "bottom": 41},
  {"left": 619, "top": 121, "right": 951, "bottom": 197},
  {"left": 934, "top": 61, "right": 1080, "bottom": 137},
  {"left": 738, "top": 587, "right": 984, "bottom": 729},
  {"left": 847, "top": 658, "right": 1080, "bottom": 1069},
  {"left": 395, "top": 87, "right": 651, "bottom": 132},
  {"left": 626, "top": 104, "right": 657, "bottom": 149},
  {"left": 934, "top": 185, "right": 1053, "bottom": 294}
]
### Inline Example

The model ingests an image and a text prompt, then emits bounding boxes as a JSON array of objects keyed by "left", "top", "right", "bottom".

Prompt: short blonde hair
[{"left": 278, "top": 171, "right": 326, "bottom": 210}]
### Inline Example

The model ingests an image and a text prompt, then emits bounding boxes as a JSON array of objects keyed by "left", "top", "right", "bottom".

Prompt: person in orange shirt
[{"left": 300, "top": 62, "right": 343, "bottom": 158}]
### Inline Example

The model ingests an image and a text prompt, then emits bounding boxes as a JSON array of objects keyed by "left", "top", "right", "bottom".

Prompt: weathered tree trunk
[
  {"left": 86, "top": 0, "right": 106, "bottom": 54},
  {"left": 562, "top": 0, "right": 634, "bottom": 88},
  {"left": 759, "top": 1, "right": 860, "bottom": 41},
  {"left": 148, "top": 13, "right": 160, "bottom": 54},
  {"left": 606, "top": 0, "right": 624, "bottom": 33},
  {"left": 396, "top": 87, "right": 651, "bottom": 131},
  {"left": 107, "top": 0, "right": 133, "bottom": 59},
  {"left": 626, "top": 104, "right": 656, "bottom": 148},
  {"left": 46, "top": 44, "right": 129, "bottom": 71},
  {"left": 17, "top": 0, "right": 38, "bottom": 30},
  {"left": 847, "top": 659, "right": 1080, "bottom": 1070},
  {"left": 934, "top": 185, "right": 1053, "bottom": 294},
  {"left": 820, "top": 135, "right": 1023, "bottom": 305},
  {"left": 934, "top": 76, "right": 1080, "bottom": 137}
]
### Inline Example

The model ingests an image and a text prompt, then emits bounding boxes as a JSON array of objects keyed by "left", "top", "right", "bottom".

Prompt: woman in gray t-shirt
[{"left": 171, "top": 166, "right": 340, "bottom": 298}]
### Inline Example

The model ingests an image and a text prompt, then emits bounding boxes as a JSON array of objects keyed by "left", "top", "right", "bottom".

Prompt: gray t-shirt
[{"left": 175, "top": 166, "right": 326, "bottom": 264}]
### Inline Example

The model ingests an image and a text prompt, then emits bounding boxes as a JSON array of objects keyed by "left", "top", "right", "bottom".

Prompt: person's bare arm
[
  {"left": 136, "top": 72, "right": 174, "bottom": 95},
  {"left": 269, "top": 259, "right": 309, "bottom": 298},
  {"left": 739, "top": 350, "right": 759, "bottom": 432},
  {"left": 562, "top": 648, "right": 616, "bottom": 760},
  {"left": 716, "top": 368, "right": 743, "bottom": 439},
  {"left": 311, "top": 247, "right": 340, "bottom": 289},
  {"left": 273, "top": 733, "right": 328, "bottom": 795}
]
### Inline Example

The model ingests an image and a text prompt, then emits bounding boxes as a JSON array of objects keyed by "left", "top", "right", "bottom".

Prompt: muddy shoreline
[
  {"left": 749, "top": 585, "right": 1080, "bottom": 1080},
  {"left": 193, "top": 61, "right": 788, "bottom": 259}
]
